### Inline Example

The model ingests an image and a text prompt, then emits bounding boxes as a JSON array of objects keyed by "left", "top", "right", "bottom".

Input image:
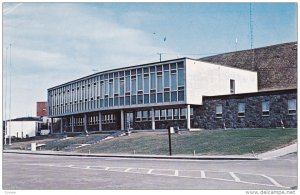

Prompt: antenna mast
[
  {"left": 250, "top": 3, "right": 253, "bottom": 50},
  {"left": 249, "top": 3, "right": 255, "bottom": 70}
]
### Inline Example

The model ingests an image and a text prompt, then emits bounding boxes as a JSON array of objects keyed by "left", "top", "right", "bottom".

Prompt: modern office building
[{"left": 47, "top": 58, "right": 259, "bottom": 133}]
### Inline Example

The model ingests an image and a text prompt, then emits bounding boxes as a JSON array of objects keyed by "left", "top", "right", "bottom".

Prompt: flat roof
[
  {"left": 48, "top": 57, "right": 189, "bottom": 91},
  {"left": 203, "top": 88, "right": 297, "bottom": 100},
  {"left": 48, "top": 56, "right": 257, "bottom": 91}
]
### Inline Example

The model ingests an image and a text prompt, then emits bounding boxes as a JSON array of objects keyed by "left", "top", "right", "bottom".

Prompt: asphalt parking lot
[{"left": 2, "top": 153, "right": 297, "bottom": 190}]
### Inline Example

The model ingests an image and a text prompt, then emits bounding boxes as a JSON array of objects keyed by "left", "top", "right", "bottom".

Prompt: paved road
[{"left": 2, "top": 153, "right": 297, "bottom": 190}]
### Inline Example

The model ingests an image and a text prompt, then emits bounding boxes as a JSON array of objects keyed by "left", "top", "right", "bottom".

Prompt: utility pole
[
  {"left": 8, "top": 44, "right": 12, "bottom": 145},
  {"left": 4, "top": 47, "right": 8, "bottom": 145}
]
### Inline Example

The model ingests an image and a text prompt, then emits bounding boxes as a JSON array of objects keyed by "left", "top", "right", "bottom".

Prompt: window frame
[
  {"left": 262, "top": 101, "right": 270, "bottom": 116},
  {"left": 216, "top": 104, "right": 223, "bottom": 118},
  {"left": 288, "top": 99, "right": 297, "bottom": 115},
  {"left": 238, "top": 102, "right": 245, "bottom": 117}
]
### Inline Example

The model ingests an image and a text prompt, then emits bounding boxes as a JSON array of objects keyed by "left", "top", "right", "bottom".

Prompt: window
[
  {"left": 180, "top": 108, "right": 186, "bottom": 119},
  {"left": 238, "top": 103, "right": 245, "bottom": 117},
  {"left": 125, "top": 95, "right": 130, "bottom": 105},
  {"left": 157, "top": 93, "right": 163, "bottom": 103},
  {"left": 230, "top": 79, "right": 235, "bottom": 94},
  {"left": 138, "top": 75, "right": 143, "bottom": 91},
  {"left": 144, "top": 94, "right": 149, "bottom": 104},
  {"left": 288, "top": 99, "right": 296, "bottom": 115},
  {"left": 114, "top": 78, "right": 119, "bottom": 94},
  {"left": 149, "top": 110, "right": 153, "bottom": 120},
  {"left": 167, "top": 109, "right": 173, "bottom": 120},
  {"left": 190, "top": 107, "right": 194, "bottom": 119},
  {"left": 105, "top": 98, "right": 108, "bottom": 107},
  {"left": 125, "top": 76, "right": 130, "bottom": 92},
  {"left": 171, "top": 91, "right": 177, "bottom": 102},
  {"left": 160, "top": 109, "right": 166, "bottom": 120},
  {"left": 114, "top": 96, "right": 119, "bottom": 106},
  {"left": 155, "top": 110, "right": 160, "bottom": 120},
  {"left": 150, "top": 72, "right": 156, "bottom": 89},
  {"left": 120, "top": 80, "right": 124, "bottom": 96},
  {"left": 109, "top": 98, "right": 113, "bottom": 107},
  {"left": 157, "top": 75, "right": 163, "bottom": 92},
  {"left": 262, "top": 101, "right": 270, "bottom": 116},
  {"left": 171, "top": 73, "right": 177, "bottom": 91},
  {"left": 144, "top": 76, "right": 149, "bottom": 93},
  {"left": 142, "top": 110, "right": 148, "bottom": 121},
  {"left": 105, "top": 80, "right": 109, "bottom": 95},
  {"left": 216, "top": 105, "right": 222, "bottom": 118},
  {"left": 131, "top": 95, "right": 136, "bottom": 105},
  {"left": 119, "top": 97, "right": 124, "bottom": 106},
  {"left": 164, "top": 92, "right": 170, "bottom": 102},
  {"left": 173, "top": 108, "right": 179, "bottom": 119},
  {"left": 164, "top": 70, "right": 170, "bottom": 88},
  {"left": 178, "top": 68, "right": 184, "bottom": 86},
  {"left": 109, "top": 80, "right": 113, "bottom": 97},
  {"left": 131, "top": 78, "right": 136, "bottom": 94},
  {"left": 138, "top": 95, "right": 143, "bottom": 104},
  {"left": 150, "top": 93, "right": 156, "bottom": 103},
  {"left": 136, "top": 111, "right": 142, "bottom": 121}
]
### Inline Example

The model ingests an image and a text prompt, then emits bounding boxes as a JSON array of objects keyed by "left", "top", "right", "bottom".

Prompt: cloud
[
  {"left": 3, "top": 3, "right": 175, "bottom": 118},
  {"left": 3, "top": 3, "right": 23, "bottom": 15}
]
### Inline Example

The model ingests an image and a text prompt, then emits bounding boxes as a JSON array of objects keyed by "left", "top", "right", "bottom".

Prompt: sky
[{"left": 2, "top": 2, "right": 297, "bottom": 119}]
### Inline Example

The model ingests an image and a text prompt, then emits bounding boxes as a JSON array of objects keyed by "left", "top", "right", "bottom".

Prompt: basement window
[
  {"left": 216, "top": 105, "right": 222, "bottom": 118},
  {"left": 288, "top": 99, "right": 296, "bottom": 115},
  {"left": 238, "top": 103, "right": 245, "bottom": 117},
  {"left": 262, "top": 101, "right": 270, "bottom": 116}
]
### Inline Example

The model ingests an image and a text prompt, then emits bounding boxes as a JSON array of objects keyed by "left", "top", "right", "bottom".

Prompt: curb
[{"left": 3, "top": 150, "right": 259, "bottom": 161}]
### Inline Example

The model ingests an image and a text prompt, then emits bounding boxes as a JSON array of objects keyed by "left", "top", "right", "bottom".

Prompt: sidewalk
[
  {"left": 257, "top": 143, "right": 297, "bottom": 160},
  {"left": 3, "top": 143, "right": 297, "bottom": 161},
  {"left": 3, "top": 149, "right": 258, "bottom": 160}
]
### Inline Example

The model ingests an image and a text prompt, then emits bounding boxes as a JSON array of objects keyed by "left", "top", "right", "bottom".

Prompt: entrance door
[{"left": 125, "top": 112, "right": 133, "bottom": 130}]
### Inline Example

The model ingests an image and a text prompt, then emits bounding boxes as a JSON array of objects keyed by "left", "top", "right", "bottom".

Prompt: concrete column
[
  {"left": 71, "top": 116, "right": 74, "bottom": 133},
  {"left": 120, "top": 110, "right": 124, "bottom": 130},
  {"left": 60, "top": 117, "right": 63, "bottom": 134},
  {"left": 98, "top": 112, "right": 102, "bottom": 131},
  {"left": 187, "top": 105, "right": 191, "bottom": 131},
  {"left": 84, "top": 114, "right": 87, "bottom": 132},
  {"left": 151, "top": 108, "right": 155, "bottom": 130},
  {"left": 50, "top": 118, "right": 53, "bottom": 134}
]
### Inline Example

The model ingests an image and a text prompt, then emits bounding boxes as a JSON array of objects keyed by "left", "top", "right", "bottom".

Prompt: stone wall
[{"left": 193, "top": 89, "right": 297, "bottom": 129}]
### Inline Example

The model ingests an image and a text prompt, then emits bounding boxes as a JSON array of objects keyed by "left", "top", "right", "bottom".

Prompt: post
[
  {"left": 71, "top": 115, "right": 74, "bottom": 133},
  {"left": 120, "top": 110, "right": 124, "bottom": 130},
  {"left": 187, "top": 105, "right": 191, "bottom": 131},
  {"left": 151, "top": 108, "right": 155, "bottom": 130},
  {"left": 98, "top": 112, "right": 102, "bottom": 131},
  {"left": 84, "top": 114, "right": 87, "bottom": 133},
  {"left": 4, "top": 120, "right": 7, "bottom": 145},
  {"left": 60, "top": 117, "right": 63, "bottom": 134},
  {"left": 168, "top": 126, "right": 172, "bottom": 156},
  {"left": 50, "top": 118, "right": 53, "bottom": 134}
]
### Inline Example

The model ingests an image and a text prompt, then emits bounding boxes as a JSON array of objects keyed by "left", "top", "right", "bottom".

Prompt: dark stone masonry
[{"left": 193, "top": 89, "right": 297, "bottom": 130}]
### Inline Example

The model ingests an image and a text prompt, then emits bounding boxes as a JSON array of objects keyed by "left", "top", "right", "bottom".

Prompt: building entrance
[{"left": 125, "top": 112, "right": 133, "bottom": 130}]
